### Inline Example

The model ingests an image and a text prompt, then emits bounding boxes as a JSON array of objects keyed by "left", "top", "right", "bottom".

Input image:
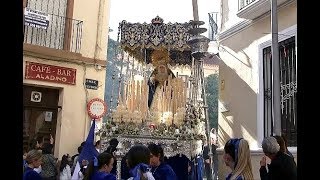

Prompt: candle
[
  {"left": 136, "top": 80, "right": 141, "bottom": 111},
  {"left": 141, "top": 80, "right": 145, "bottom": 115},
  {"left": 127, "top": 81, "right": 130, "bottom": 112},
  {"left": 145, "top": 80, "right": 149, "bottom": 119},
  {"left": 131, "top": 79, "right": 135, "bottom": 113}
]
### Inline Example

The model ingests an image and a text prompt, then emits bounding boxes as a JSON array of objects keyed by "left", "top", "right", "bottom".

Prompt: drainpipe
[
  {"left": 271, "top": 0, "right": 281, "bottom": 136},
  {"left": 94, "top": 0, "right": 106, "bottom": 62},
  {"left": 84, "top": 0, "right": 106, "bottom": 139}
]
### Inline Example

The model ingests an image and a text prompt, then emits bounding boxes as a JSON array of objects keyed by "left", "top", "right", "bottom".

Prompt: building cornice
[
  {"left": 218, "top": 19, "right": 252, "bottom": 42},
  {"left": 218, "top": 0, "right": 296, "bottom": 42},
  {"left": 237, "top": 0, "right": 270, "bottom": 19},
  {"left": 23, "top": 44, "right": 107, "bottom": 67}
]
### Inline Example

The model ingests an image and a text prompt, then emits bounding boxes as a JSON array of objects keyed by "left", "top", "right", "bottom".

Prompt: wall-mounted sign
[
  {"left": 85, "top": 79, "right": 98, "bottom": 90},
  {"left": 31, "top": 91, "right": 42, "bottom": 102},
  {"left": 24, "top": 8, "right": 50, "bottom": 30},
  {"left": 25, "top": 61, "right": 76, "bottom": 85},
  {"left": 45, "top": 111, "right": 53, "bottom": 122},
  {"left": 87, "top": 98, "right": 107, "bottom": 120}
]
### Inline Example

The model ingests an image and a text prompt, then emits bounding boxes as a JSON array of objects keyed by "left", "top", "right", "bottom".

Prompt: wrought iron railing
[
  {"left": 208, "top": 12, "right": 218, "bottom": 41},
  {"left": 24, "top": 13, "right": 83, "bottom": 53},
  {"left": 263, "top": 36, "right": 297, "bottom": 146},
  {"left": 238, "top": 0, "right": 256, "bottom": 10}
]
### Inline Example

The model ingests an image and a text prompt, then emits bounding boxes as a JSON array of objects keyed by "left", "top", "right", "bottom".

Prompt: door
[{"left": 23, "top": 85, "right": 60, "bottom": 152}]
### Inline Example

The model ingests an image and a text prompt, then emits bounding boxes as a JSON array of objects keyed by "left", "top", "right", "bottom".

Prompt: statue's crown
[{"left": 151, "top": 16, "right": 164, "bottom": 24}]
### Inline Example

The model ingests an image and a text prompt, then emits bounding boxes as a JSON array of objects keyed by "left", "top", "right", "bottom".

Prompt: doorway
[{"left": 23, "top": 85, "right": 60, "bottom": 152}]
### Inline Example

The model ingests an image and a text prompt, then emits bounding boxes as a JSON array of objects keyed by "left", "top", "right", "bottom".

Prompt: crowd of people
[
  {"left": 23, "top": 132, "right": 297, "bottom": 180},
  {"left": 222, "top": 135, "right": 297, "bottom": 180}
]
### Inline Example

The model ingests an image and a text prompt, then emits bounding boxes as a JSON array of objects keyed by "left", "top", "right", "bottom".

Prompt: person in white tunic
[{"left": 59, "top": 154, "right": 72, "bottom": 180}]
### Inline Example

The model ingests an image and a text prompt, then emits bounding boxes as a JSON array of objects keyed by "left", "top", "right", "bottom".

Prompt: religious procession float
[{"left": 98, "top": 16, "right": 212, "bottom": 179}]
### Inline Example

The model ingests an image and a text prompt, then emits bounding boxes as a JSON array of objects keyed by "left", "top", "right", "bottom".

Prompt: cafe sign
[{"left": 25, "top": 61, "right": 76, "bottom": 85}]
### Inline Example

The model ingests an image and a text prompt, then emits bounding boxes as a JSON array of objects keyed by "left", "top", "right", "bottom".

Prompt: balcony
[
  {"left": 24, "top": 13, "right": 83, "bottom": 53},
  {"left": 237, "top": 0, "right": 289, "bottom": 20}
]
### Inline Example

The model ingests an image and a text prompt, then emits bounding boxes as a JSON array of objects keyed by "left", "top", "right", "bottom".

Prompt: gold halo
[{"left": 151, "top": 49, "right": 170, "bottom": 66}]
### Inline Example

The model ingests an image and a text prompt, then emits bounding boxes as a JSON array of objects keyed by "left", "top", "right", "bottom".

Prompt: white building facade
[{"left": 216, "top": 0, "right": 297, "bottom": 179}]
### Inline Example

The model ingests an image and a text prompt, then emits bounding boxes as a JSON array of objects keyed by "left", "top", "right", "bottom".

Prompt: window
[
  {"left": 24, "top": 0, "right": 67, "bottom": 49},
  {"left": 262, "top": 36, "right": 297, "bottom": 146},
  {"left": 24, "top": 0, "right": 83, "bottom": 53}
]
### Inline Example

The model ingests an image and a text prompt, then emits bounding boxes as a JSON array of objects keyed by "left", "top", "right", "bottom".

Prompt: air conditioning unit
[{"left": 31, "top": 91, "right": 42, "bottom": 102}]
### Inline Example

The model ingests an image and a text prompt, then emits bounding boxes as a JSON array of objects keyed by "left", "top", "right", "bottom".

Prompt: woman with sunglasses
[{"left": 223, "top": 138, "right": 254, "bottom": 180}]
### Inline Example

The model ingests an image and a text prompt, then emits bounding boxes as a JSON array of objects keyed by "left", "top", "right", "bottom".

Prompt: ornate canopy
[{"left": 118, "top": 16, "right": 195, "bottom": 66}]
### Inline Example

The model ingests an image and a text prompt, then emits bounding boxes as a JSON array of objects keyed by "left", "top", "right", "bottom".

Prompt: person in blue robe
[
  {"left": 127, "top": 145, "right": 154, "bottom": 180},
  {"left": 103, "top": 138, "right": 119, "bottom": 176},
  {"left": 121, "top": 153, "right": 131, "bottom": 180},
  {"left": 23, "top": 150, "right": 42, "bottom": 180},
  {"left": 165, "top": 154, "right": 190, "bottom": 180},
  {"left": 84, "top": 152, "right": 116, "bottom": 180},
  {"left": 224, "top": 138, "right": 254, "bottom": 180},
  {"left": 148, "top": 143, "right": 177, "bottom": 180}
]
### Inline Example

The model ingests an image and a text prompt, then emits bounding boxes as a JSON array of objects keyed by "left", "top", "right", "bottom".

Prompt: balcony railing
[
  {"left": 237, "top": 0, "right": 290, "bottom": 19},
  {"left": 24, "top": 13, "right": 83, "bottom": 53},
  {"left": 238, "top": 0, "right": 256, "bottom": 10}
]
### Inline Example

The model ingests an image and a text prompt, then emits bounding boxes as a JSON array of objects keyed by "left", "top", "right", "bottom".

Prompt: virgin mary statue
[{"left": 147, "top": 49, "right": 175, "bottom": 109}]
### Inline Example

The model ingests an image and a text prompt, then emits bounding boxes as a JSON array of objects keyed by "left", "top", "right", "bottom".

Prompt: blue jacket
[
  {"left": 151, "top": 163, "right": 177, "bottom": 180},
  {"left": 23, "top": 167, "right": 42, "bottom": 180},
  {"left": 91, "top": 171, "right": 116, "bottom": 180}
]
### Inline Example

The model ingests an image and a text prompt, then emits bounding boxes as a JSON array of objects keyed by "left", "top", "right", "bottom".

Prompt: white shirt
[
  {"left": 127, "top": 172, "right": 155, "bottom": 180},
  {"left": 33, "top": 165, "right": 42, "bottom": 173},
  {"left": 60, "top": 165, "right": 71, "bottom": 180}
]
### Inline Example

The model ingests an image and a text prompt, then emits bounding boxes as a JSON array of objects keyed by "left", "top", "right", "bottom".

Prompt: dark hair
[
  {"left": 127, "top": 145, "right": 150, "bottom": 169},
  {"left": 148, "top": 143, "right": 164, "bottom": 162},
  {"left": 60, "top": 154, "right": 70, "bottom": 172},
  {"left": 78, "top": 146, "right": 83, "bottom": 154},
  {"left": 97, "top": 152, "right": 114, "bottom": 169},
  {"left": 272, "top": 135, "right": 286, "bottom": 153},
  {"left": 42, "top": 143, "right": 53, "bottom": 154},
  {"left": 105, "top": 138, "right": 119, "bottom": 155},
  {"left": 84, "top": 152, "right": 114, "bottom": 180},
  {"left": 81, "top": 141, "right": 86, "bottom": 147},
  {"left": 36, "top": 135, "right": 44, "bottom": 144},
  {"left": 109, "top": 138, "right": 119, "bottom": 147},
  {"left": 95, "top": 140, "right": 101, "bottom": 147},
  {"left": 29, "top": 139, "right": 38, "bottom": 150},
  {"left": 224, "top": 138, "right": 242, "bottom": 167},
  {"left": 105, "top": 146, "right": 117, "bottom": 155}
]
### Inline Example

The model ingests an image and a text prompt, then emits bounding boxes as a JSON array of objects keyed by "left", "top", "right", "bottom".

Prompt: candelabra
[
  {"left": 187, "top": 20, "right": 213, "bottom": 179},
  {"left": 114, "top": 142, "right": 125, "bottom": 180}
]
